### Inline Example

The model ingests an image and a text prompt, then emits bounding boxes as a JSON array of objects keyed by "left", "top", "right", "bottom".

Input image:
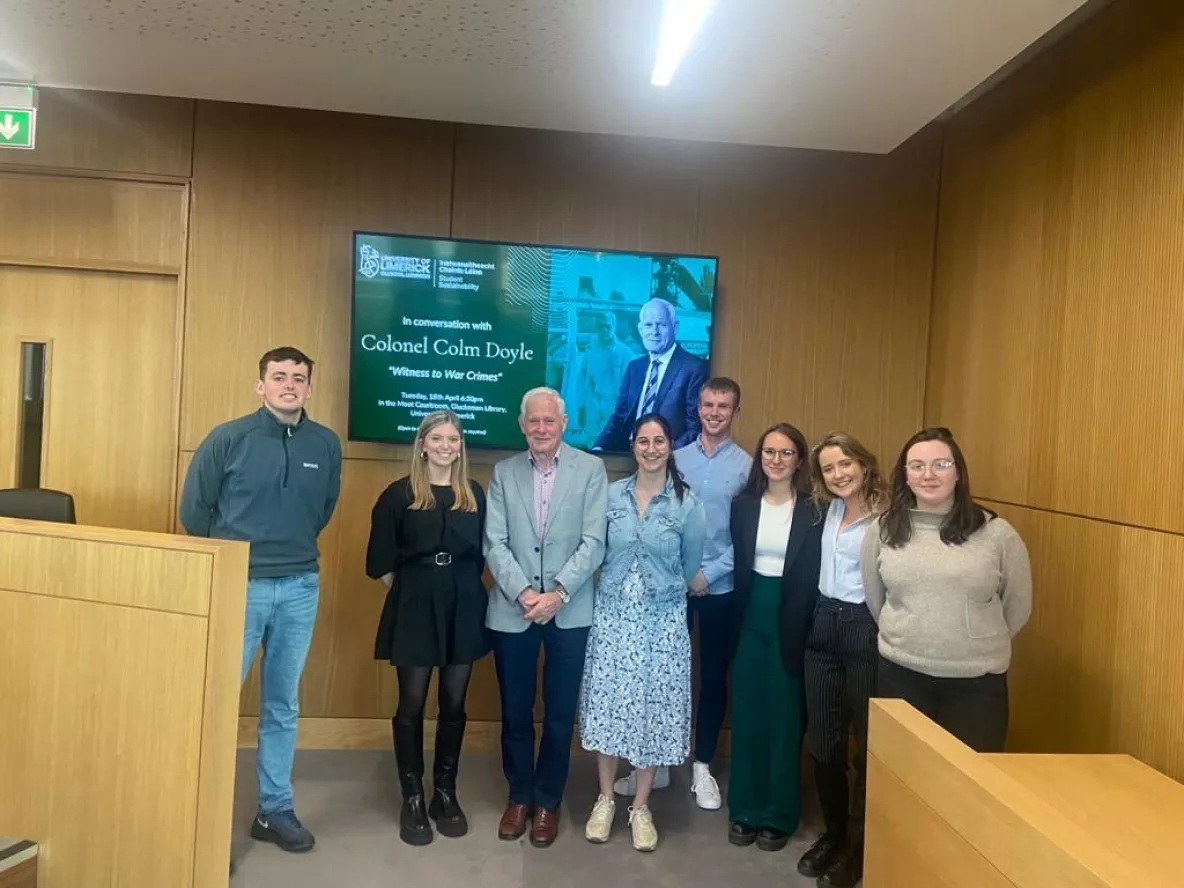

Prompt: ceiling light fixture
[{"left": 650, "top": 0, "right": 714, "bottom": 88}]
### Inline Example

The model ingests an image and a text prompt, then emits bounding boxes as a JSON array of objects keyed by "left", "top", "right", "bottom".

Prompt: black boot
[
  {"left": 428, "top": 717, "right": 469, "bottom": 838},
  {"left": 820, "top": 834, "right": 864, "bottom": 888},
  {"left": 798, "top": 759, "right": 848, "bottom": 877},
  {"left": 393, "top": 717, "right": 434, "bottom": 846}
]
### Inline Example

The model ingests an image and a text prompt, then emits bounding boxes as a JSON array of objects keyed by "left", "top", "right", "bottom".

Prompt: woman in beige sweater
[{"left": 861, "top": 427, "right": 1031, "bottom": 752}]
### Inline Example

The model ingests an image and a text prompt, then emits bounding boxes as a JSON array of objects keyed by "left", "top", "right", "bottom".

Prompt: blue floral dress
[{"left": 579, "top": 475, "right": 707, "bottom": 768}]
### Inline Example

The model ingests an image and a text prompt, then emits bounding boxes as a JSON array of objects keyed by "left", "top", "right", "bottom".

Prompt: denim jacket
[{"left": 597, "top": 474, "right": 707, "bottom": 602}]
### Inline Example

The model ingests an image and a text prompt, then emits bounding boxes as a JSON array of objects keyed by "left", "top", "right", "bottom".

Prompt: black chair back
[{"left": 0, "top": 488, "right": 77, "bottom": 523}]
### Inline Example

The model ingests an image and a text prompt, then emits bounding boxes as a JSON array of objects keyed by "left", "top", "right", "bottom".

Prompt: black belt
[
  {"left": 409, "top": 552, "right": 460, "bottom": 567},
  {"left": 815, "top": 596, "right": 873, "bottom": 621}
]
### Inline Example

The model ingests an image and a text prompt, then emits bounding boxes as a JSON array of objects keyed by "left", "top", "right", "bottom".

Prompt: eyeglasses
[
  {"left": 761, "top": 448, "right": 796, "bottom": 461},
  {"left": 905, "top": 459, "right": 955, "bottom": 475}
]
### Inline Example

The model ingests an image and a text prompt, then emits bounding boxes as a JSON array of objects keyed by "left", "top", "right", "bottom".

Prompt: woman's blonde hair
[
  {"left": 408, "top": 410, "right": 477, "bottom": 512},
  {"left": 809, "top": 431, "right": 886, "bottom": 515}
]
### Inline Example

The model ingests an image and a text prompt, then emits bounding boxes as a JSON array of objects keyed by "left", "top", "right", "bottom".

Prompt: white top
[
  {"left": 634, "top": 342, "right": 678, "bottom": 419},
  {"left": 754, "top": 497, "right": 795, "bottom": 576}
]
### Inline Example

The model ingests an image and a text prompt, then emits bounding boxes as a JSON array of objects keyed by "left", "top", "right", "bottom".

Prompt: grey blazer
[{"left": 484, "top": 443, "right": 608, "bottom": 633}]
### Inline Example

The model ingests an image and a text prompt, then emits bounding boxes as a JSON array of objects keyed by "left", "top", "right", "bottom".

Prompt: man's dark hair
[
  {"left": 258, "top": 346, "right": 315, "bottom": 381},
  {"left": 699, "top": 376, "right": 741, "bottom": 410}
]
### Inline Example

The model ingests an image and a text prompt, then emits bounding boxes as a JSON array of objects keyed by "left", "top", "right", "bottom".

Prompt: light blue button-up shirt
[
  {"left": 673, "top": 437, "right": 752, "bottom": 595},
  {"left": 820, "top": 497, "right": 872, "bottom": 604}
]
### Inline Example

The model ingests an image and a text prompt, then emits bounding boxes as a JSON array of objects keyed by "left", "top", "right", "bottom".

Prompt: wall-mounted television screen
[{"left": 349, "top": 231, "right": 719, "bottom": 454}]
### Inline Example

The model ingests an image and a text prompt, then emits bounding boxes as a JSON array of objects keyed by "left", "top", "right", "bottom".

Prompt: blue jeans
[
  {"left": 491, "top": 622, "right": 590, "bottom": 810},
  {"left": 242, "top": 572, "right": 319, "bottom": 815}
]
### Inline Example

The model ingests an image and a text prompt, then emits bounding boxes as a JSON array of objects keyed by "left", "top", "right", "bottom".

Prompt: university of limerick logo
[{"left": 359, "top": 244, "right": 381, "bottom": 279}]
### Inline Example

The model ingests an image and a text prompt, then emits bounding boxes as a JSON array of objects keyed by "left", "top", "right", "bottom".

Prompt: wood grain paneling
[
  {"left": 866, "top": 756, "right": 1016, "bottom": 888},
  {"left": 0, "top": 531, "right": 210, "bottom": 615},
  {"left": 454, "top": 125, "right": 942, "bottom": 457},
  {"left": 0, "top": 173, "right": 187, "bottom": 272},
  {"left": 452, "top": 125, "right": 703, "bottom": 255},
  {"left": 984, "top": 500, "right": 1184, "bottom": 781},
  {"left": 866, "top": 699, "right": 1183, "bottom": 887},
  {"left": 180, "top": 102, "right": 454, "bottom": 452},
  {"left": 0, "top": 267, "right": 180, "bottom": 531},
  {"left": 927, "top": 0, "right": 1184, "bottom": 532},
  {"left": 0, "top": 857, "right": 37, "bottom": 888},
  {"left": 928, "top": 0, "right": 1184, "bottom": 782},
  {"left": 0, "top": 89, "right": 194, "bottom": 178},
  {"left": 0, "top": 519, "right": 247, "bottom": 888},
  {"left": 696, "top": 127, "right": 942, "bottom": 455}
]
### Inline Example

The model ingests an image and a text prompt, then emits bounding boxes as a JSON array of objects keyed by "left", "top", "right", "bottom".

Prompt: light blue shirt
[
  {"left": 820, "top": 498, "right": 872, "bottom": 604},
  {"left": 673, "top": 437, "right": 752, "bottom": 595}
]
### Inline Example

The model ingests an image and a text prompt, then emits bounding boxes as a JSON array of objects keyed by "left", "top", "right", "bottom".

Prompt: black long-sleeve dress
[{"left": 365, "top": 477, "right": 490, "bottom": 667}]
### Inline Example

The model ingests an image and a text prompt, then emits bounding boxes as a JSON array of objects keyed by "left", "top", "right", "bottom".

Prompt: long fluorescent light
[{"left": 651, "top": 0, "right": 714, "bottom": 87}]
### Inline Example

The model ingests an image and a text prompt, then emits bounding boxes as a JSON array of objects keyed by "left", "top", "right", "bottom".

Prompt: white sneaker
[
  {"left": 612, "top": 765, "right": 671, "bottom": 796},
  {"left": 629, "top": 805, "right": 658, "bottom": 852},
  {"left": 585, "top": 794, "right": 616, "bottom": 844},
  {"left": 690, "top": 761, "right": 722, "bottom": 810}
]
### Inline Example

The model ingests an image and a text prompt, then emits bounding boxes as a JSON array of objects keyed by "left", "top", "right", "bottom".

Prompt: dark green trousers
[{"left": 727, "top": 572, "right": 804, "bottom": 833}]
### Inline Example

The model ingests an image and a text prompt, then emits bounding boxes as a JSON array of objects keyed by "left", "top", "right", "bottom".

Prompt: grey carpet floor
[{"left": 229, "top": 749, "right": 839, "bottom": 887}]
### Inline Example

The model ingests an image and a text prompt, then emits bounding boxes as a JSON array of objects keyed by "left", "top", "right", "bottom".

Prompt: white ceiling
[{"left": 0, "top": 0, "right": 1088, "bottom": 154}]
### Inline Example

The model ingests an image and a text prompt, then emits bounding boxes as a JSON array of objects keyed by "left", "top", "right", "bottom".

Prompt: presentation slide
[{"left": 349, "top": 232, "right": 718, "bottom": 453}]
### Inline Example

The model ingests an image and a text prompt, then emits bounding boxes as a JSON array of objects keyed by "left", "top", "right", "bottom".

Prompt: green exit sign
[{"left": 0, "top": 109, "right": 35, "bottom": 150}]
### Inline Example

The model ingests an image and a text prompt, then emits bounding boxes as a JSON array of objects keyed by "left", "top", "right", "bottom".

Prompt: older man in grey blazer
[{"left": 485, "top": 386, "right": 608, "bottom": 848}]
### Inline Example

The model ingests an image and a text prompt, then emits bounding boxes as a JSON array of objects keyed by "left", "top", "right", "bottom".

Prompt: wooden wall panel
[
  {"left": 452, "top": 125, "right": 702, "bottom": 255},
  {"left": 0, "top": 89, "right": 194, "bottom": 178},
  {"left": 928, "top": 0, "right": 1184, "bottom": 532},
  {"left": 0, "top": 173, "right": 186, "bottom": 272},
  {"left": 927, "top": 0, "right": 1184, "bottom": 780},
  {"left": 696, "top": 127, "right": 942, "bottom": 456},
  {"left": 986, "top": 501, "right": 1184, "bottom": 782},
  {"left": 453, "top": 124, "right": 942, "bottom": 457},
  {"left": 180, "top": 102, "right": 454, "bottom": 452},
  {"left": 0, "top": 267, "right": 179, "bottom": 531}
]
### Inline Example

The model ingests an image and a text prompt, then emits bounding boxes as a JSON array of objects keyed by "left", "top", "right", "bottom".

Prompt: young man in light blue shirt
[{"left": 614, "top": 377, "right": 751, "bottom": 810}]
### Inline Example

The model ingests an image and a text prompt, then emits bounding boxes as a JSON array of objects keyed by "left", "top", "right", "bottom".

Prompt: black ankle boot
[
  {"left": 429, "top": 717, "right": 469, "bottom": 838},
  {"left": 820, "top": 837, "right": 864, "bottom": 888},
  {"left": 393, "top": 717, "right": 434, "bottom": 846}
]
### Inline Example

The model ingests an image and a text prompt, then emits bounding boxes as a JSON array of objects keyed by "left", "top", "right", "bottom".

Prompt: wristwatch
[{"left": 553, "top": 585, "right": 570, "bottom": 605}]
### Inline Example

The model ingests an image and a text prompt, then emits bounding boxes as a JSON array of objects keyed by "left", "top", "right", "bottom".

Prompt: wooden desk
[
  {"left": 866, "top": 699, "right": 1184, "bottom": 887},
  {"left": 0, "top": 838, "right": 37, "bottom": 888},
  {"left": 0, "top": 517, "right": 248, "bottom": 888}
]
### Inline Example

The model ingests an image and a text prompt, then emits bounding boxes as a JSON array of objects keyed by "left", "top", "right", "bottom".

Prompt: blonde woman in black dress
[{"left": 366, "top": 410, "right": 488, "bottom": 846}]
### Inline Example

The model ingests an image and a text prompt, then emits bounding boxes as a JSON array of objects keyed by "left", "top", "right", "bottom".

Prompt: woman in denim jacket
[{"left": 579, "top": 413, "right": 707, "bottom": 852}]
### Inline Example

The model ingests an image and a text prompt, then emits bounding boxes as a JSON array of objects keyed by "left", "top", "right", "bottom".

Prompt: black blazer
[{"left": 726, "top": 492, "right": 823, "bottom": 676}]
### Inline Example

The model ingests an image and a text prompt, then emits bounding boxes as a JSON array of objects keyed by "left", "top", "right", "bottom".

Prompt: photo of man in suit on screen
[{"left": 593, "top": 298, "right": 709, "bottom": 453}]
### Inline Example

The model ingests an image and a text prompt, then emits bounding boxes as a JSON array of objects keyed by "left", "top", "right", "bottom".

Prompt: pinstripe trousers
[{"left": 803, "top": 596, "right": 878, "bottom": 841}]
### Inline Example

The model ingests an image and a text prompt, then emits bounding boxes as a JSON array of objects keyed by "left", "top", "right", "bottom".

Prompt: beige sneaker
[
  {"left": 585, "top": 794, "right": 616, "bottom": 843},
  {"left": 628, "top": 805, "right": 658, "bottom": 852}
]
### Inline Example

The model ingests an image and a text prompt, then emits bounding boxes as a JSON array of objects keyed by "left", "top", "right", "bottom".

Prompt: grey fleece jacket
[
  {"left": 861, "top": 510, "right": 1032, "bottom": 679},
  {"left": 179, "top": 407, "right": 342, "bottom": 578}
]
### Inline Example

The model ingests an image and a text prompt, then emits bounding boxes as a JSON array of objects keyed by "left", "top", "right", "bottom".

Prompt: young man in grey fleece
[{"left": 180, "top": 346, "right": 341, "bottom": 857}]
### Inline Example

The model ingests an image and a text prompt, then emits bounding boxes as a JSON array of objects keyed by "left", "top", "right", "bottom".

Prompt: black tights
[{"left": 394, "top": 664, "right": 473, "bottom": 726}]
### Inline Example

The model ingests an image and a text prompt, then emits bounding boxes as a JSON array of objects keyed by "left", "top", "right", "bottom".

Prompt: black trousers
[
  {"left": 877, "top": 656, "right": 1009, "bottom": 753},
  {"left": 804, "top": 597, "right": 878, "bottom": 841},
  {"left": 687, "top": 592, "right": 731, "bottom": 764}
]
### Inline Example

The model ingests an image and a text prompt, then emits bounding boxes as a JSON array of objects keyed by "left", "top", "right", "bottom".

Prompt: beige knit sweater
[{"left": 861, "top": 510, "right": 1032, "bottom": 679}]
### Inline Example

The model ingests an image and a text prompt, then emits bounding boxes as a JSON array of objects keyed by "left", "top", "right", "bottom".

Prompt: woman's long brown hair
[{"left": 880, "top": 427, "right": 992, "bottom": 547}]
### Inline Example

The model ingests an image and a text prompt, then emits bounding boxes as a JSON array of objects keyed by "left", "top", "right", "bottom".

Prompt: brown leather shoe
[
  {"left": 498, "top": 803, "right": 532, "bottom": 841},
  {"left": 530, "top": 807, "right": 559, "bottom": 848}
]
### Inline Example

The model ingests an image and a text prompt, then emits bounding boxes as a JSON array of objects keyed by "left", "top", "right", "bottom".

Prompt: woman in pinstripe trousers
[{"left": 797, "top": 433, "right": 886, "bottom": 888}]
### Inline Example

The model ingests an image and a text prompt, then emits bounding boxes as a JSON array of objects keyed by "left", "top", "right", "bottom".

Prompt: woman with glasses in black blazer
[{"left": 725, "top": 422, "right": 822, "bottom": 853}]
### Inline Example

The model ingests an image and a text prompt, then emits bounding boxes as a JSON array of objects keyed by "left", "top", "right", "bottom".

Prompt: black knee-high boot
[
  {"left": 393, "top": 716, "right": 433, "bottom": 846},
  {"left": 429, "top": 716, "right": 468, "bottom": 837}
]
